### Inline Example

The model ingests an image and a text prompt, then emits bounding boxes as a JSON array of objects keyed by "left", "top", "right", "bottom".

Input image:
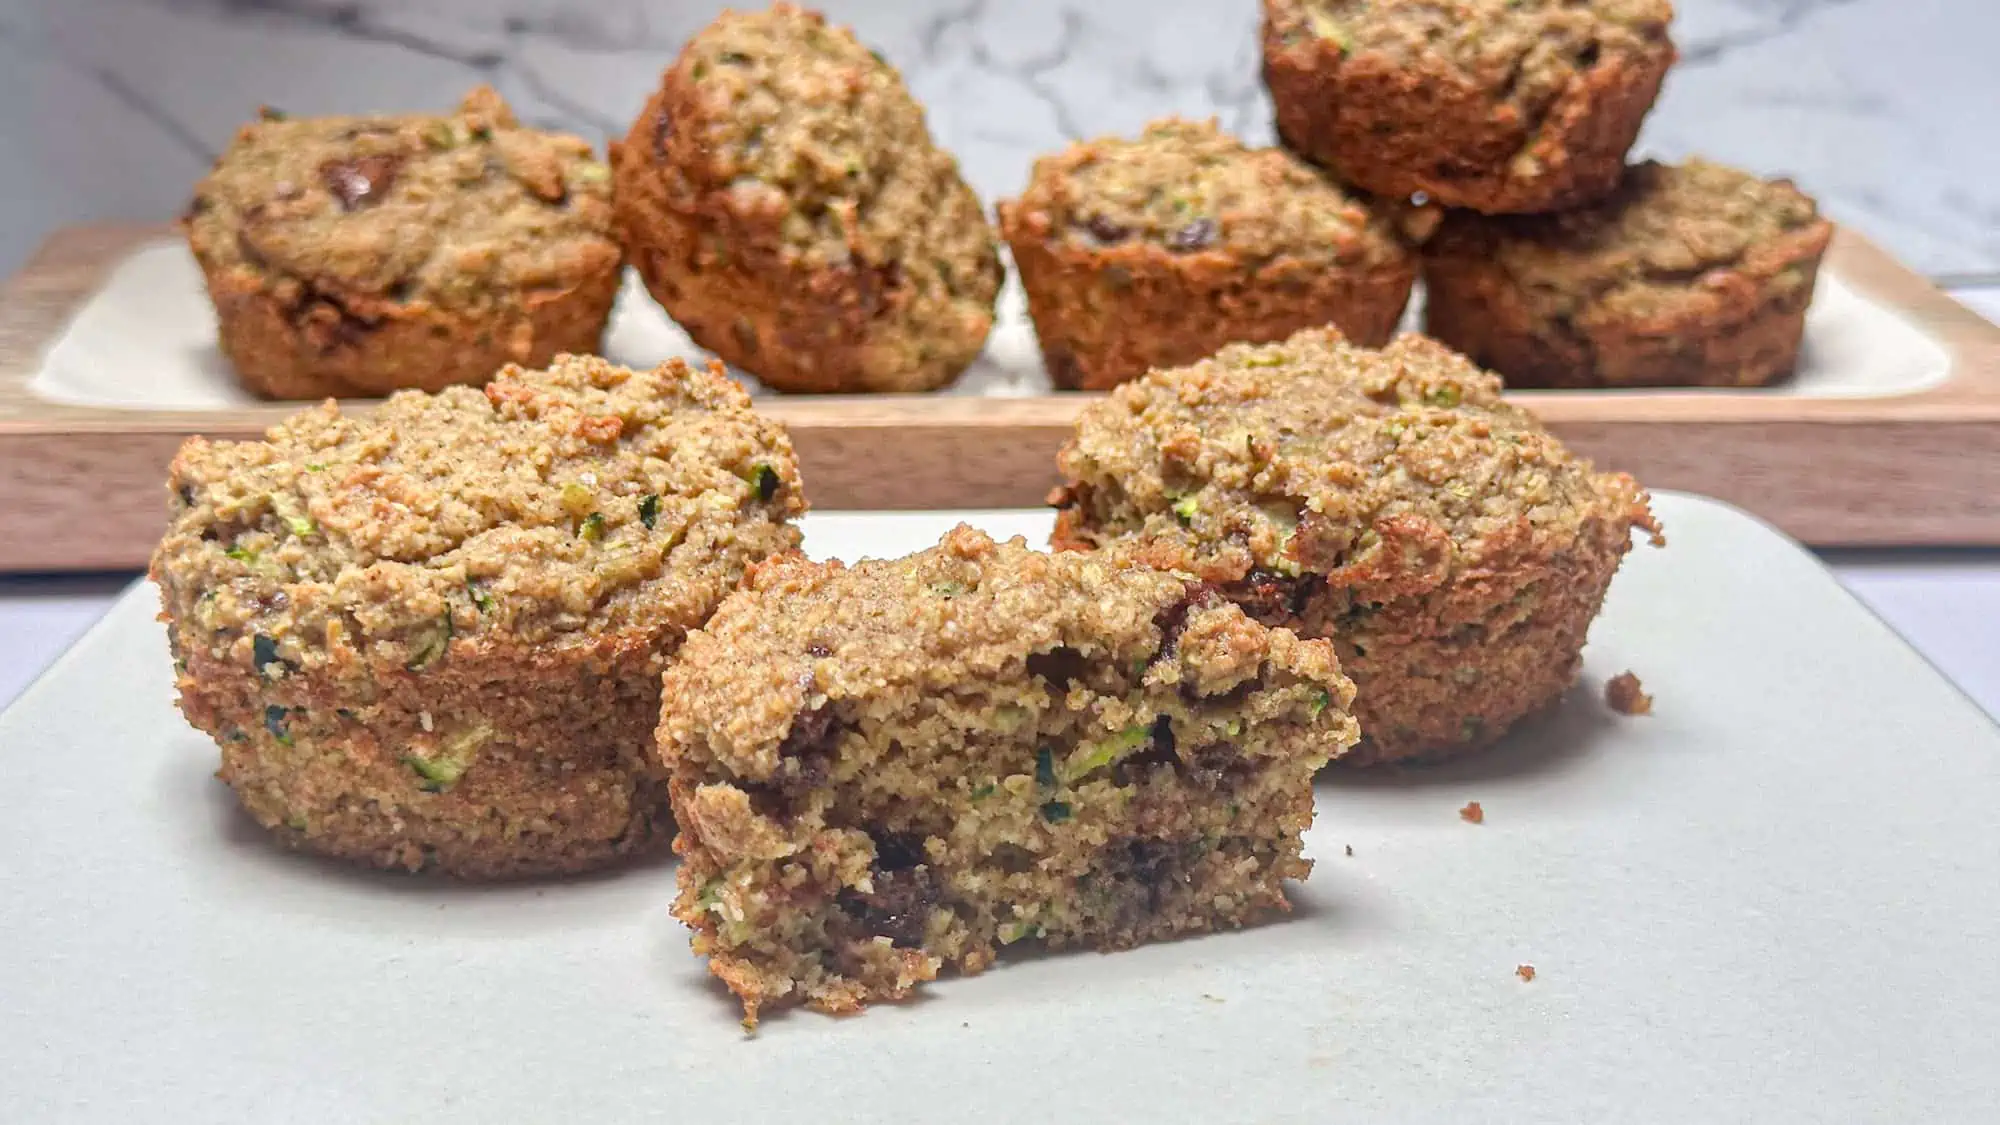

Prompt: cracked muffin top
[
  {"left": 1428, "top": 159, "right": 1831, "bottom": 317},
  {"left": 1053, "top": 328, "right": 1660, "bottom": 585},
  {"left": 153, "top": 355, "right": 806, "bottom": 669},
  {"left": 651, "top": 4, "right": 1000, "bottom": 317},
  {"left": 659, "top": 525, "right": 1353, "bottom": 777},
  {"left": 1271, "top": 0, "right": 1673, "bottom": 112},
  {"left": 1004, "top": 117, "right": 1406, "bottom": 267},
  {"left": 184, "top": 86, "right": 618, "bottom": 310}
]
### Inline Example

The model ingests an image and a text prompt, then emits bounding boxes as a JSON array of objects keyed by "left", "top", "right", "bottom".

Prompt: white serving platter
[
  {"left": 2, "top": 493, "right": 1997, "bottom": 1123},
  {"left": 27, "top": 239, "right": 1950, "bottom": 410}
]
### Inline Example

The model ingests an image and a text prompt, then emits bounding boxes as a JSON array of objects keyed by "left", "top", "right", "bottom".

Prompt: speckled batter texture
[
  {"left": 1423, "top": 159, "right": 1834, "bottom": 387},
  {"left": 999, "top": 117, "right": 1415, "bottom": 390},
  {"left": 1263, "top": 0, "right": 1676, "bottom": 214},
  {"left": 661, "top": 527, "right": 1358, "bottom": 1025},
  {"left": 185, "top": 87, "right": 621, "bottom": 399},
  {"left": 612, "top": 4, "right": 1002, "bottom": 393},
  {"left": 1049, "top": 328, "right": 1661, "bottom": 764},
  {"left": 152, "top": 354, "right": 806, "bottom": 878}
]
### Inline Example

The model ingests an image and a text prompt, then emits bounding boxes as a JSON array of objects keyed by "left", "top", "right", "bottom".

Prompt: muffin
[
  {"left": 611, "top": 4, "right": 1002, "bottom": 394},
  {"left": 662, "top": 527, "right": 1358, "bottom": 1025},
  {"left": 184, "top": 87, "right": 621, "bottom": 399},
  {"left": 1049, "top": 328, "right": 1662, "bottom": 765},
  {"left": 998, "top": 117, "right": 1416, "bottom": 391},
  {"left": 1422, "top": 159, "right": 1835, "bottom": 388},
  {"left": 151, "top": 354, "right": 807, "bottom": 877},
  {"left": 1262, "top": 0, "right": 1676, "bottom": 214}
]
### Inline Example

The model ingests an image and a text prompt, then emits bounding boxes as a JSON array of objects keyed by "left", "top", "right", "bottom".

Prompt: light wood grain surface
[{"left": 4, "top": 224, "right": 2000, "bottom": 570}]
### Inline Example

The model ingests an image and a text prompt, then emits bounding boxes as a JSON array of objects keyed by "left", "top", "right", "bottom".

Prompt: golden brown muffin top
[
  {"left": 653, "top": 4, "right": 1001, "bottom": 310},
  {"left": 1003, "top": 117, "right": 1408, "bottom": 267},
  {"left": 1055, "top": 328, "right": 1659, "bottom": 583},
  {"left": 1268, "top": 0, "right": 1673, "bottom": 112},
  {"left": 184, "top": 87, "right": 617, "bottom": 310},
  {"left": 153, "top": 355, "right": 806, "bottom": 671},
  {"left": 1430, "top": 159, "right": 1830, "bottom": 318},
  {"left": 659, "top": 525, "right": 1355, "bottom": 778}
]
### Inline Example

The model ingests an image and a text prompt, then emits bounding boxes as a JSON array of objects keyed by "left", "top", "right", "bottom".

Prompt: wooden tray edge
[{"left": 2, "top": 224, "right": 1998, "bottom": 571}]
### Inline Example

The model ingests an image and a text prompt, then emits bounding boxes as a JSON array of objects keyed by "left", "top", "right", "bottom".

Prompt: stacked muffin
[{"left": 1261, "top": 0, "right": 1834, "bottom": 389}]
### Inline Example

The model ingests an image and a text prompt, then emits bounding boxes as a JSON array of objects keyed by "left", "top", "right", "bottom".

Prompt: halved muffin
[{"left": 661, "top": 527, "right": 1358, "bottom": 1024}]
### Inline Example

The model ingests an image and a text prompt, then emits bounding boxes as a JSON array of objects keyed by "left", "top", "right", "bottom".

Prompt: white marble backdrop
[{"left": 3, "top": 0, "right": 1996, "bottom": 279}]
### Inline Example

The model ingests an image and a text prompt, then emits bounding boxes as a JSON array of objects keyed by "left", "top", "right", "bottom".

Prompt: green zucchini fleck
[
  {"left": 1309, "top": 688, "right": 1333, "bottom": 717},
  {"left": 638, "top": 494, "right": 660, "bottom": 530},
  {"left": 998, "top": 920, "right": 1044, "bottom": 944},
  {"left": 1172, "top": 493, "right": 1200, "bottom": 525},
  {"left": 578, "top": 512, "right": 606, "bottom": 542},
  {"left": 225, "top": 546, "right": 258, "bottom": 563},
  {"left": 252, "top": 634, "right": 282, "bottom": 676},
  {"left": 1063, "top": 723, "right": 1152, "bottom": 781},
  {"left": 1035, "top": 747, "right": 1058, "bottom": 789},
  {"left": 1423, "top": 386, "right": 1462, "bottom": 408},
  {"left": 264, "top": 705, "right": 293, "bottom": 746},
  {"left": 1040, "top": 800, "right": 1072, "bottom": 824},
  {"left": 969, "top": 783, "right": 996, "bottom": 801},
  {"left": 403, "top": 753, "right": 466, "bottom": 791},
  {"left": 405, "top": 614, "right": 453, "bottom": 671},
  {"left": 466, "top": 578, "right": 494, "bottom": 614},
  {"left": 402, "top": 725, "right": 489, "bottom": 792},
  {"left": 742, "top": 463, "right": 780, "bottom": 502}
]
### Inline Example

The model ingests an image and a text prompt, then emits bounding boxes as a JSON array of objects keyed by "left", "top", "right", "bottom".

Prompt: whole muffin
[
  {"left": 1262, "top": 0, "right": 1676, "bottom": 214},
  {"left": 611, "top": 4, "right": 1002, "bottom": 393},
  {"left": 662, "top": 526, "right": 1357, "bottom": 1024},
  {"left": 1423, "top": 159, "right": 1835, "bottom": 388},
  {"left": 151, "top": 354, "right": 807, "bottom": 877},
  {"left": 184, "top": 87, "right": 621, "bottom": 399},
  {"left": 998, "top": 117, "right": 1416, "bottom": 391},
  {"left": 1049, "top": 327, "right": 1662, "bottom": 765}
]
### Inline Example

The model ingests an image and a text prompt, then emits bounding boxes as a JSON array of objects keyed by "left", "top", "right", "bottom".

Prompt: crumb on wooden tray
[{"left": 1606, "top": 670, "right": 1653, "bottom": 715}]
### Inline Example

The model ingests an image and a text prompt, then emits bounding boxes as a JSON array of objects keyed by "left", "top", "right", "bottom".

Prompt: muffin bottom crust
[
  {"left": 1005, "top": 229, "right": 1414, "bottom": 391},
  {"left": 203, "top": 267, "right": 621, "bottom": 399}
]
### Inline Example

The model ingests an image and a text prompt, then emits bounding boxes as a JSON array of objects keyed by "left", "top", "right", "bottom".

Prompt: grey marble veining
[{"left": 2, "top": 0, "right": 1996, "bottom": 280}]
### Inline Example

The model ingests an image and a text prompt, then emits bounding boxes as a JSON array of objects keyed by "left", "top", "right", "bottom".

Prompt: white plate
[
  {"left": 2, "top": 494, "right": 1996, "bottom": 1123},
  {"left": 27, "top": 240, "right": 1952, "bottom": 409}
]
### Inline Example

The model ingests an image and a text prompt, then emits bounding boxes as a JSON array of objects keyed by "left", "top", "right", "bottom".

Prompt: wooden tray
[{"left": 4, "top": 224, "right": 1999, "bottom": 571}]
